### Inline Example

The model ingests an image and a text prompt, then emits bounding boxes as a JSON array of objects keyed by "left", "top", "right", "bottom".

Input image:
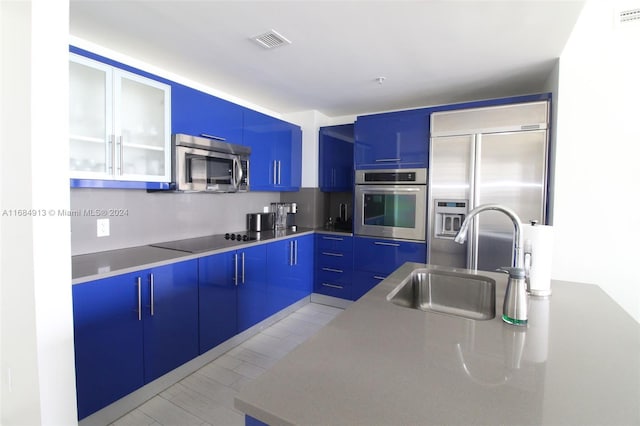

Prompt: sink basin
[{"left": 386, "top": 268, "right": 496, "bottom": 320}]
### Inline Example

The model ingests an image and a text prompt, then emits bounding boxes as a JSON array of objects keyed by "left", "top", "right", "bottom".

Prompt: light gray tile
[
  {"left": 212, "top": 353, "right": 244, "bottom": 371},
  {"left": 137, "top": 395, "right": 206, "bottom": 426},
  {"left": 110, "top": 408, "right": 157, "bottom": 426},
  {"left": 197, "top": 363, "right": 243, "bottom": 387},
  {"left": 230, "top": 347, "right": 280, "bottom": 369},
  {"left": 233, "top": 361, "right": 266, "bottom": 379},
  {"left": 167, "top": 385, "right": 243, "bottom": 426}
]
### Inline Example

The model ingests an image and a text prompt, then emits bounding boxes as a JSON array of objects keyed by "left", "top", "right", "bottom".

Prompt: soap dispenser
[{"left": 499, "top": 267, "right": 528, "bottom": 326}]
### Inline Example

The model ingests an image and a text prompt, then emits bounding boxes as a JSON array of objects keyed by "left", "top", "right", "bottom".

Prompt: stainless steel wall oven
[{"left": 354, "top": 169, "right": 427, "bottom": 241}]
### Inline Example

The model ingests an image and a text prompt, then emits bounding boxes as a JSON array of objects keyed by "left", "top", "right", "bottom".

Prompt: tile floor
[{"left": 110, "top": 302, "right": 344, "bottom": 426}]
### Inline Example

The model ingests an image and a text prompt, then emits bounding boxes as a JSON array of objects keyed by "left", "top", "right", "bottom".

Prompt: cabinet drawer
[
  {"left": 316, "top": 234, "right": 353, "bottom": 252},
  {"left": 316, "top": 251, "right": 353, "bottom": 270},
  {"left": 314, "top": 280, "right": 352, "bottom": 299},
  {"left": 316, "top": 267, "right": 353, "bottom": 286},
  {"left": 354, "top": 237, "right": 426, "bottom": 274}
]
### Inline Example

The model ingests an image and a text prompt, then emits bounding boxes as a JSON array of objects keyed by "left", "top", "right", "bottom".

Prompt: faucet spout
[
  {"left": 454, "top": 204, "right": 524, "bottom": 269},
  {"left": 454, "top": 203, "right": 528, "bottom": 326}
]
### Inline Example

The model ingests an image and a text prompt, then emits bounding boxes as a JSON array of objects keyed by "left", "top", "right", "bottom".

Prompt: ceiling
[{"left": 69, "top": 1, "right": 586, "bottom": 117}]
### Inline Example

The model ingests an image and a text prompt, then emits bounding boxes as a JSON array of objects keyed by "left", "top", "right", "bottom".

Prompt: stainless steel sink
[{"left": 386, "top": 268, "right": 496, "bottom": 320}]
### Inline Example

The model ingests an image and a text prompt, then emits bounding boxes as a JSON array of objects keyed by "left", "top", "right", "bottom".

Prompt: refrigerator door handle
[{"left": 467, "top": 134, "right": 481, "bottom": 270}]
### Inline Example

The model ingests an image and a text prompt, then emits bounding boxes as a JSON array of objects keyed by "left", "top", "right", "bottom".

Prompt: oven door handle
[{"left": 359, "top": 186, "right": 422, "bottom": 192}]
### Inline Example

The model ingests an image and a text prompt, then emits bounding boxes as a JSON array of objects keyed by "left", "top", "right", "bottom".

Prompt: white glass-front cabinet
[{"left": 69, "top": 54, "right": 171, "bottom": 184}]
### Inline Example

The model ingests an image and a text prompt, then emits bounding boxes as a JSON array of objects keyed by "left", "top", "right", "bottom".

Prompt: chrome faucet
[{"left": 454, "top": 204, "right": 528, "bottom": 326}]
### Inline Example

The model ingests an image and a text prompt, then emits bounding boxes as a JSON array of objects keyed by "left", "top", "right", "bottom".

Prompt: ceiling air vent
[
  {"left": 620, "top": 8, "right": 640, "bottom": 23},
  {"left": 251, "top": 30, "right": 292, "bottom": 49}
]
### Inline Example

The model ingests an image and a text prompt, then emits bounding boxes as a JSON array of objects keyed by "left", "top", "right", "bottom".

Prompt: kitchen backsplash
[{"left": 70, "top": 188, "right": 280, "bottom": 255}]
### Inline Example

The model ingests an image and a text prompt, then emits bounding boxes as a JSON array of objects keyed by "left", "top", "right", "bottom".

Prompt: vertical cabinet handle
[
  {"left": 277, "top": 160, "right": 281, "bottom": 185},
  {"left": 234, "top": 253, "right": 239, "bottom": 286},
  {"left": 149, "top": 273, "right": 155, "bottom": 316},
  {"left": 294, "top": 239, "right": 298, "bottom": 265},
  {"left": 241, "top": 252, "right": 245, "bottom": 284},
  {"left": 109, "top": 134, "right": 115, "bottom": 174},
  {"left": 272, "top": 160, "right": 277, "bottom": 185},
  {"left": 289, "top": 241, "right": 294, "bottom": 266},
  {"left": 136, "top": 276, "right": 142, "bottom": 321},
  {"left": 118, "top": 135, "right": 124, "bottom": 175}
]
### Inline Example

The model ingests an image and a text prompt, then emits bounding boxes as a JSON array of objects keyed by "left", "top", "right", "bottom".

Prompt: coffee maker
[{"left": 270, "top": 202, "right": 297, "bottom": 229}]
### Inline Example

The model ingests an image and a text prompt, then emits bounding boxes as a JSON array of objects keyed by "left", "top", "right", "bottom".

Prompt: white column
[{"left": 1, "top": 0, "right": 77, "bottom": 424}]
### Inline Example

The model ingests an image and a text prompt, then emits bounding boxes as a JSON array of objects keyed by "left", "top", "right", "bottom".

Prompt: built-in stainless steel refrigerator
[{"left": 427, "top": 100, "right": 549, "bottom": 271}]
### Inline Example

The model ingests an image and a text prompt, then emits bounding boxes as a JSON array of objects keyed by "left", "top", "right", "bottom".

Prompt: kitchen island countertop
[{"left": 235, "top": 262, "right": 640, "bottom": 426}]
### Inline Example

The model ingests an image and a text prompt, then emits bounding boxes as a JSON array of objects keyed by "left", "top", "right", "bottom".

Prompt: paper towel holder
[{"left": 524, "top": 220, "right": 552, "bottom": 297}]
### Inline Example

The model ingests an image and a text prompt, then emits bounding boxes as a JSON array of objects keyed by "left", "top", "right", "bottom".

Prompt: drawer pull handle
[
  {"left": 374, "top": 241, "right": 400, "bottom": 247},
  {"left": 322, "top": 267, "right": 343, "bottom": 273},
  {"left": 322, "top": 283, "right": 344, "bottom": 289},
  {"left": 322, "top": 236, "right": 344, "bottom": 241},
  {"left": 374, "top": 275, "right": 386, "bottom": 280},
  {"left": 375, "top": 158, "right": 401, "bottom": 162},
  {"left": 321, "top": 252, "right": 343, "bottom": 257}
]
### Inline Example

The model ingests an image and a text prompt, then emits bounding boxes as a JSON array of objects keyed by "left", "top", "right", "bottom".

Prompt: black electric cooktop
[{"left": 150, "top": 232, "right": 257, "bottom": 254}]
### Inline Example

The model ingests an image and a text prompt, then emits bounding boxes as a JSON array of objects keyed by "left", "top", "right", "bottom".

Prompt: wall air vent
[
  {"left": 251, "top": 30, "right": 292, "bottom": 49},
  {"left": 620, "top": 8, "right": 640, "bottom": 23}
]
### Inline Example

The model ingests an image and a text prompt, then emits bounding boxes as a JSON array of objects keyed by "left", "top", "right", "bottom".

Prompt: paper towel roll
[{"left": 521, "top": 223, "right": 554, "bottom": 297}]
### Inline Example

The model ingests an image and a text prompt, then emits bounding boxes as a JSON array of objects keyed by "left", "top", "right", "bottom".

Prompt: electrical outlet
[{"left": 97, "top": 218, "right": 110, "bottom": 237}]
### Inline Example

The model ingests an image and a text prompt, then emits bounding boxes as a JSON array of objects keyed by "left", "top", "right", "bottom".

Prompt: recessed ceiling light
[
  {"left": 375, "top": 77, "right": 386, "bottom": 85},
  {"left": 251, "top": 30, "right": 292, "bottom": 49}
]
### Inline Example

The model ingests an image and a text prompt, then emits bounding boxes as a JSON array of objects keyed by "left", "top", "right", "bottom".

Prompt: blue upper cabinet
[
  {"left": 319, "top": 124, "right": 354, "bottom": 192},
  {"left": 243, "top": 109, "right": 302, "bottom": 191},
  {"left": 172, "top": 84, "right": 244, "bottom": 144},
  {"left": 354, "top": 109, "right": 429, "bottom": 170}
]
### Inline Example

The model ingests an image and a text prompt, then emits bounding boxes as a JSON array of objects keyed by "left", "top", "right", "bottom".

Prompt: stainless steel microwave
[
  {"left": 172, "top": 133, "right": 250, "bottom": 193},
  {"left": 354, "top": 169, "right": 427, "bottom": 241}
]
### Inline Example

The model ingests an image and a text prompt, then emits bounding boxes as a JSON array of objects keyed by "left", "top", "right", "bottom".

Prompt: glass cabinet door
[
  {"left": 116, "top": 72, "right": 170, "bottom": 181},
  {"left": 69, "top": 53, "right": 171, "bottom": 184},
  {"left": 69, "top": 56, "right": 112, "bottom": 177}
]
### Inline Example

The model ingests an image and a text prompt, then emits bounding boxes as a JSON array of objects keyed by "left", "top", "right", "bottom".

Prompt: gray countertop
[
  {"left": 235, "top": 262, "right": 640, "bottom": 426},
  {"left": 72, "top": 227, "right": 315, "bottom": 284}
]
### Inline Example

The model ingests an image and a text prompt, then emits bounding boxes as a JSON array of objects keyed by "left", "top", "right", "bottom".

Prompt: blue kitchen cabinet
[
  {"left": 243, "top": 109, "right": 302, "bottom": 191},
  {"left": 267, "top": 235, "right": 314, "bottom": 314},
  {"left": 172, "top": 83, "right": 244, "bottom": 144},
  {"left": 354, "top": 109, "right": 429, "bottom": 170},
  {"left": 200, "top": 245, "right": 268, "bottom": 337},
  {"left": 314, "top": 233, "right": 354, "bottom": 300},
  {"left": 352, "top": 236, "right": 426, "bottom": 299},
  {"left": 143, "top": 261, "right": 199, "bottom": 382},
  {"left": 199, "top": 252, "right": 238, "bottom": 353},
  {"left": 236, "top": 244, "right": 269, "bottom": 332},
  {"left": 71, "top": 259, "right": 198, "bottom": 420},
  {"left": 319, "top": 124, "right": 354, "bottom": 192},
  {"left": 72, "top": 271, "right": 144, "bottom": 420}
]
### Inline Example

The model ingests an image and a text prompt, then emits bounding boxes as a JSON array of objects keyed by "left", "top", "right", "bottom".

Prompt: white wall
[
  {"left": 0, "top": 1, "right": 78, "bottom": 424},
  {"left": 553, "top": 0, "right": 640, "bottom": 322}
]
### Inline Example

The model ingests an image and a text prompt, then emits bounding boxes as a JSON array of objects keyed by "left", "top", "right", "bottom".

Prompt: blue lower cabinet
[
  {"left": 143, "top": 261, "right": 199, "bottom": 383},
  {"left": 199, "top": 252, "right": 238, "bottom": 353},
  {"left": 267, "top": 235, "right": 314, "bottom": 314},
  {"left": 237, "top": 245, "right": 269, "bottom": 332},
  {"left": 353, "top": 237, "right": 426, "bottom": 276},
  {"left": 352, "top": 270, "right": 388, "bottom": 301},
  {"left": 314, "top": 233, "right": 354, "bottom": 300},
  {"left": 352, "top": 236, "right": 426, "bottom": 300},
  {"left": 246, "top": 415, "right": 269, "bottom": 426},
  {"left": 72, "top": 272, "right": 145, "bottom": 420},
  {"left": 72, "top": 259, "right": 198, "bottom": 420}
]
